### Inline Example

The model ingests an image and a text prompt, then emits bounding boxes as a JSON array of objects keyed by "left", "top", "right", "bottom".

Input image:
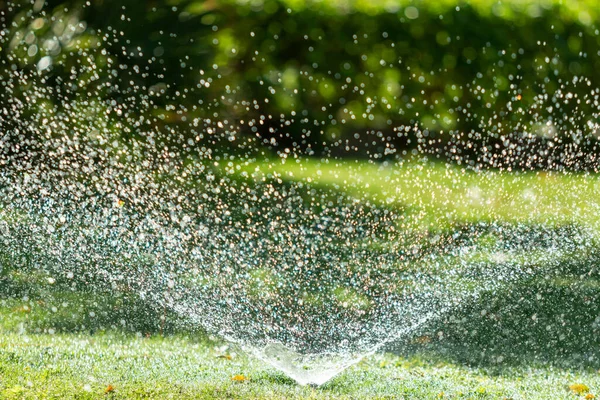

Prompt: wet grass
[
  {"left": 1, "top": 327, "right": 599, "bottom": 399},
  {"left": 2, "top": 159, "right": 600, "bottom": 398},
  {"left": 239, "top": 158, "right": 600, "bottom": 230},
  {"left": 2, "top": 247, "right": 599, "bottom": 399}
]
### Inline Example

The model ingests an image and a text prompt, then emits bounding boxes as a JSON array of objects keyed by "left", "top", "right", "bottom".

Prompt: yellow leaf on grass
[
  {"left": 585, "top": 394, "right": 596, "bottom": 400},
  {"left": 232, "top": 374, "right": 248, "bottom": 382},
  {"left": 569, "top": 383, "right": 590, "bottom": 394},
  {"left": 104, "top": 384, "right": 115, "bottom": 394},
  {"left": 413, "top": 335, "right": 432, "bottom": 344}
]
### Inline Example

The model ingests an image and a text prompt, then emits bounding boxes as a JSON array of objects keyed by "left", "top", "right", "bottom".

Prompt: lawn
[
  {"left": 1, "top": 328, "right": 599, "bottom": 399},
  {"left": 235, "top": 158, "right": 600, "bottom": 229},
  {"left": 1, "top": 327, "right": 599, "bottom": 399},
  {"left": 2, "top": 159, "right": 600, "bottom": 399}
]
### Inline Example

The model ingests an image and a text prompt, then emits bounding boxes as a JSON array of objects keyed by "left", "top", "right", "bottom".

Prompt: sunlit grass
[
  {"left": 237, "top": 158, "right": 600, "bottom": 230},
  {"left": 0, "top": 328, "right": 599, "bottom": 399}
]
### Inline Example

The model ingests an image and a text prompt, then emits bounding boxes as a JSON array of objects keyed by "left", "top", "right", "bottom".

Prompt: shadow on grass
[
  {"left": 388, "top": 249, "right": 600, "bottom": 371},
  {"left": 0, "top": 271, "right": 196, "bottom": 337}
]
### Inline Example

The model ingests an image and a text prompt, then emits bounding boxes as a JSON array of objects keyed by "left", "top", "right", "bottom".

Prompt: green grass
[
  {"left": 236, "top": 158, "right": 600, "bottom": 230},
  {"left": 1, "top": 330, "right": 600, "bottom": 399},
  {"left": 2, "top": 158, "right": 600, "bottom": 398},
  {"left": 3, "top": 257, "right": 599, "bottom": 399}
]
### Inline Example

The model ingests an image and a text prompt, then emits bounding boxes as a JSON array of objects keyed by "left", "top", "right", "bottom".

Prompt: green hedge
[{"left": 3, "top": 0, "right": 600, "bottom": 163}]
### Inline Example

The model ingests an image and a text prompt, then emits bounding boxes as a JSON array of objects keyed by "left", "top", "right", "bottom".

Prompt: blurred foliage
[{"left": 2, "top": 0, "right": 600, "bottom": 163}]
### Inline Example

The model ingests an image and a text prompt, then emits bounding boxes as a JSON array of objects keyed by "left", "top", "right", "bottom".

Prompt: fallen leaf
[
  {"left": 104, "top": 384, "right": 115, "bottom": 394},
  {"left": 413, "top": 335, "right": 431, "bottom": 344},
  {"left": 585, "top": 394, "right": 595, "bottom": 400},
  {"left": 217, "top": 354, "right": 232, "bottom": 360},
  {"left": 569, "top": 383, "right": 590, "bottom": 394},
  {"left": 231, "top": 374, "right": 248, "bottom": 382}
]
